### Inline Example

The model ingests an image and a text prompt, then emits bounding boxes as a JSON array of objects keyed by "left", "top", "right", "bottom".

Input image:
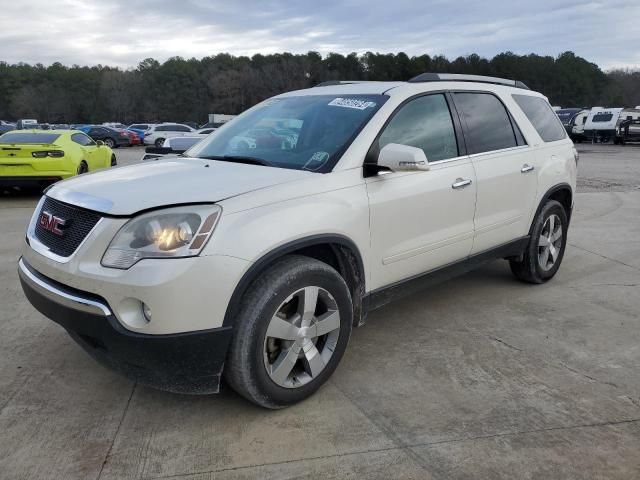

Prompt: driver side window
[{"left": 379, "top": 94, "right": 458, "bottom": 162}]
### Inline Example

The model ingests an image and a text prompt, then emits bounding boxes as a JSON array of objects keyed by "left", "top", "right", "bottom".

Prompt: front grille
[{"left": 34, "top": 197, "right": 101, "bottom": 257}]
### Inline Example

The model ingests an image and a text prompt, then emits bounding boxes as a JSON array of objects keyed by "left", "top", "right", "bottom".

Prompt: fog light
[{"left": 142, "top": 302, "right": 152, "bottom": 322}]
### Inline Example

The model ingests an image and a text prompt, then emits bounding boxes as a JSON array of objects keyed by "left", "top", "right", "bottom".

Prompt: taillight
[{"left": 32, "top": 150, "right": 64, "bottom": 158}]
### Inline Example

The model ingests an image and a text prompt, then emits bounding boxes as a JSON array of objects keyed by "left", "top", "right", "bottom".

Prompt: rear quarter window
[{"left": 513, "top": 94, "right": 566, "bottom": 142}]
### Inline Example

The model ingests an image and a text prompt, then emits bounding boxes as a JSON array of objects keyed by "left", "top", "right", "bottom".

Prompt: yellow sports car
[{"left": 0, "top": 129, "right": 116, "bottom": 189}]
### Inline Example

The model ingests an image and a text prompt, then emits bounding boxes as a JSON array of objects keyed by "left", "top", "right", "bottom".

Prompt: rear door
[
  {"left": 452, "top": 91, "right": 537, "bottom": 254},
  {"left": 366, "top": 92, "right": 477, "bottom": 290}
]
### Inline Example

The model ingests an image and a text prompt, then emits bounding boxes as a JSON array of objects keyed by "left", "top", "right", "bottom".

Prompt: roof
[{"left": 279, "top": 74, "right": 541, "bottom": 99}]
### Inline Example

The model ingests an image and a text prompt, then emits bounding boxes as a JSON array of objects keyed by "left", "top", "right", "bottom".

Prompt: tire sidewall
[
  {"left": 233, "top": 258, "right": 352, "bottom": 407},
  {"left": 529, "top": 201, "right": 568, "bottom": 281}
]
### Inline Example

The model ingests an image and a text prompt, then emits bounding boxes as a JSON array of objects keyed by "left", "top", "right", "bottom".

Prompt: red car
[{"left": 118, "top": 129, "right": 141, "bottom": 146}]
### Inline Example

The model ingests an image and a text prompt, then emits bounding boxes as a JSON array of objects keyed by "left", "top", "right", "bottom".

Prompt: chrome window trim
[
  {"left": 467, "top": 145, "right": 531, "bottom": 160},
  {"left": 18, "top": 258, "right": 112, "bottom": 316}
]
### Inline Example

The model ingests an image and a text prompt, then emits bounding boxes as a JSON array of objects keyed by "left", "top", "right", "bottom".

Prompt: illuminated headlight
[{"left": 101, "top": 205, "right": 221, "bottom": 269}]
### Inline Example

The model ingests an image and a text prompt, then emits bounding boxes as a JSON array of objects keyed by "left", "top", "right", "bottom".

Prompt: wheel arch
[
  {"left": 529, "top": 183, "right": 573, "bottom": 236},
  {"left": 222, "top": 234, "right": 366, "bottom": 329}
]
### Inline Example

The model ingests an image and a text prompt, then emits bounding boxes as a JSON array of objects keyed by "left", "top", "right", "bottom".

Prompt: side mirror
[
  {"left": 377, "top": 143, "right": 429, "bottom": 172},
  {"left": 96, "top": 140, "right": 104, "bottom": 146}
]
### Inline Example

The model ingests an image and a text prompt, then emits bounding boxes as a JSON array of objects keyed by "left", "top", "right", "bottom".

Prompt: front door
[{"left": 366, "top": 93, "right": 477, "bottom": 291}]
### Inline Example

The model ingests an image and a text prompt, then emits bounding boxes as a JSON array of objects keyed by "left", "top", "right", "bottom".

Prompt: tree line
[{"left": 0, "top": 51, "right": 638, "bottom": 124}]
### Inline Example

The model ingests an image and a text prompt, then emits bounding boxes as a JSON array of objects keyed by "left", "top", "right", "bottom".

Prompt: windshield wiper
[{"left": 199, "top": 155, "right": 273, "bottom": 167}]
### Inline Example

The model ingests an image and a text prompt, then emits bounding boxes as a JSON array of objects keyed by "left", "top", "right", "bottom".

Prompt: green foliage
[{"left": 0, "top": 51, "right": 636, "bottom": 123}]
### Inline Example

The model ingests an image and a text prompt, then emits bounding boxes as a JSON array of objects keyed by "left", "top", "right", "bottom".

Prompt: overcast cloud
[{"left": 0, "top": 0, "right": 638, "bottom": 70}]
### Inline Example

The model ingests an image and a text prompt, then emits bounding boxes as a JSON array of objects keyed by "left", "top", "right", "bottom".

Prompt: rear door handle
[
  {"left": 521, "top": 164, "right": 534, "bottom": 173},
  {"left": 452, "top": 178, "right": 472, "bottom": 189}
]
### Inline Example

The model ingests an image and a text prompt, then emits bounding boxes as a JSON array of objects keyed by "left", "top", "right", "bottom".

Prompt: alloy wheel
[
  {"left": 263, "top": 286, "right": 341, "bottom": 388},
  {"left": 538, "top": 213, "right": 563, "bottom": 271}
]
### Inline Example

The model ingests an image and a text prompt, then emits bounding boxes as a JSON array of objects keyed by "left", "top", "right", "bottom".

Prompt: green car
[{"left": 0, "top": 129, "right": 116, "bottom": 189}]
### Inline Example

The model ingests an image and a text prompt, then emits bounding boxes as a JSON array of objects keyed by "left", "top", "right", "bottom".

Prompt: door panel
[
  {"left": 366, "top": 158, "right": 476, "bottom": 290},
  {"left": 450, "top": 91, "right": 538, "bottom": 254},
  {"left": 470, "top": 147, "right": 538, "bottom": 253}
]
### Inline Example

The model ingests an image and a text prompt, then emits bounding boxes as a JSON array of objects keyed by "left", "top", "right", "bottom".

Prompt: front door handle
[
  {"left": 452, "top": 178, "right": 472, "bottom": 189},
  {"left": 521, "top": 164, "right": 535, "bottom": 173}
]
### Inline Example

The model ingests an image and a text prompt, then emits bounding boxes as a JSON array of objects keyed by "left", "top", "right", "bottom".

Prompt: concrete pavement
[{"left": 0, "top": 145, "right": 639, "bottom": 479}]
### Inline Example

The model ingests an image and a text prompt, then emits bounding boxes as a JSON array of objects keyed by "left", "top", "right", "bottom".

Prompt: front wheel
[
  {"left": 510, "top": 200, "right": 568, "bottom": 283},
  {"left": 225, "top": 255, "right": 353, "bottom": 408}
]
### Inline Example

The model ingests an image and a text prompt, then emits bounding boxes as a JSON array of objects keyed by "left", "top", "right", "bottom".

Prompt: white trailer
[
  {"left": 583, "top": 107, "right": 623, "bottom": 143},
  {"left": 207, "top": 114, "right": 235, "bottom": 125}
]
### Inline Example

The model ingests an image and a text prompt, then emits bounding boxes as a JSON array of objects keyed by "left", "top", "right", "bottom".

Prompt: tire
[
  {"left": 104, "top": 137, "right": 115, "bottom": 148},
  {"left": 155, "top": 138, "right": 165, "bottom": 147},
  {"left": 110, "top": 154, "right": 117, "bottom": 166},
  {"left": 225, "top": 255, "right": 353, "bottom": 409},
  {"left": 510, "top": 200, "right": 568, "bottom": 284},
  {"left": 77, "top": 161, "right": 88, "bottom": 175}
]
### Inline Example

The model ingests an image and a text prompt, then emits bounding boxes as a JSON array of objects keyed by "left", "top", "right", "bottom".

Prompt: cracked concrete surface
[{"left": 0, "top": 144, "right": 639, "bottom": 479}]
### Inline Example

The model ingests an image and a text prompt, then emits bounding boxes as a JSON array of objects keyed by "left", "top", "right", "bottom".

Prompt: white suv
[
  {"left": 19, "top": 74, "right": 577, "bottom": 408},
  {"left": 144, "top": 123, "right": 196, "bottom": 147}
]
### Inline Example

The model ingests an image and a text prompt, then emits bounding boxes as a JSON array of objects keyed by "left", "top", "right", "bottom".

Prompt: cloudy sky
[{"left": 0, "top": 0, "right": 638, "bottom": 71}]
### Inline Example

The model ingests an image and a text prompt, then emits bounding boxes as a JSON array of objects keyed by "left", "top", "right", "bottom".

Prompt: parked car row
[{"left": 554, "top": 106, "right": 640, "bottom": 144}]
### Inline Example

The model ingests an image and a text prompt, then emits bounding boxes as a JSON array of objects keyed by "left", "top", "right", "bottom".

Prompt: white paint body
[
  {"left": 143, "top": 123, "right": 196, "bottom": 146},
  {"left": 24, "top": 81, "right": 577, "bottom": 335}
]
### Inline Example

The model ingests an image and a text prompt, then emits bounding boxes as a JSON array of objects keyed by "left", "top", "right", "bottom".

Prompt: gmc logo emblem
[{"left": 39, "top": 211, "right": 67, "bottom": 236}]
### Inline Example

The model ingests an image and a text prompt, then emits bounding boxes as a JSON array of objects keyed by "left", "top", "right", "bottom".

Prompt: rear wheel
[
  {"left": 77, "top": 161, "right": 88, "bottom": 175},
  {"left": 510, "top": 200, "right": 568, "bottom": 284},
  {"left": 155, "top": 138, "right": 165, "bottom": 147},
  {"left": 104, "top": 137, "right": 115, "bottom": 148},
  {"left": 110, "top": 154, "right": 117, "bottom": 166},
  {"left": 225, "top": 255, "right": 352, "bottom": 408}
]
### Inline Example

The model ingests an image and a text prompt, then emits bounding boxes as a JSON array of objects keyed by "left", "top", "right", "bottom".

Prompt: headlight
[{"left": 101, "top": 205, "right": 221, "bottom": 269}]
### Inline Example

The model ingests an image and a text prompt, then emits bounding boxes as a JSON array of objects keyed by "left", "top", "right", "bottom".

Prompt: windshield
[
  {"left": 187, "top": 94, "right": 387, "bottom": 172},
  {"left": 0, "top": 132, "right": 60, "bottom": 144}
]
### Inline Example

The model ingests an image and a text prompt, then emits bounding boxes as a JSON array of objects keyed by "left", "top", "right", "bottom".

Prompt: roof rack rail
[
  {"left": 408, "top": 73, "right": 529, "bottom": 90},
  {"left": 314, "top": 80, "right": 374, "bottom": 87}
]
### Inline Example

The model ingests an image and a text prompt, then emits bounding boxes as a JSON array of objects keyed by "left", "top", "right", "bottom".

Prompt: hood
[{"left": 47, "top": 157, "right": 314, "bottom": 215}]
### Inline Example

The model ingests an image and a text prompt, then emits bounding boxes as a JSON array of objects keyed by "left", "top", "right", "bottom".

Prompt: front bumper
[{"left": 18, "top": 257, "right": 233, "bottom": 394}]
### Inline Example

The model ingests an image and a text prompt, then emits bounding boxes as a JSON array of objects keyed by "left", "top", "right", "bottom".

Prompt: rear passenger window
[
  {"left": 513, "top": 94, "right": 567, "bottom": 142},
  {"left": 378, "top": 94, "right": 458, "bottom": 162},
  {"left": 453, "top": 93, "right": 518, "bottom": 154}
]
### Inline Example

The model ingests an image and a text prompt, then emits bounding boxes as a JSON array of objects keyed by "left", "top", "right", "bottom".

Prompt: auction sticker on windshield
[{"left": 328, "top": 98, "right": 377, "bottom": 110}]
